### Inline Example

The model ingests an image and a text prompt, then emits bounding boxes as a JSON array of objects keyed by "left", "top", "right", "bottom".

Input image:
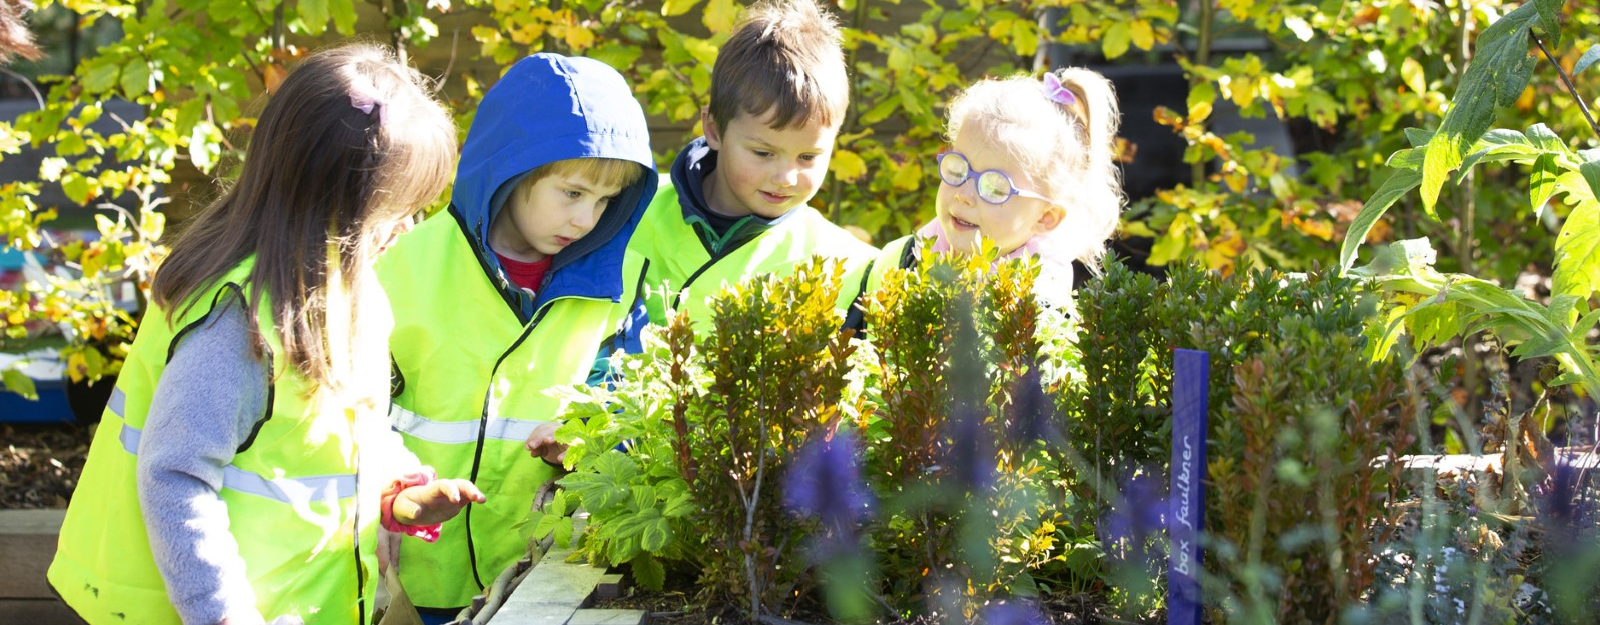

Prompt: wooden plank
[
  {"left": 567, "top": 609, "right": 645, "bottom": 625},
  {"left": 491, "top": 516, "right": 608, "bottom": 625},
  {"left": 0, "top": 510, "right": 65, "bottom": 599}
]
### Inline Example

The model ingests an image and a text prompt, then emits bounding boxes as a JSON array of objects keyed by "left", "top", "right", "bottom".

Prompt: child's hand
[
  {"left": 392, "top": 479, "right": 485, "bottom": 527},
  {"left": 525, "top": 422, "right": 568, "bottom": 467}
]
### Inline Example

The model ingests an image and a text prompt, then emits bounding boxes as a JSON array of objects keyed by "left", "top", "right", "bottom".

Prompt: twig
[
  {"left": 1532, "top": 35, "right": 1600, "bottom": 141},
  {"left": 0, "top": 67, "right": 44, "bottom": 110}
]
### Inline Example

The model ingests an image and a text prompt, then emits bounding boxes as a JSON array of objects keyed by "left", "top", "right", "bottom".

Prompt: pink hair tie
[{"left": 1042, "top": 72, "right": 1076, "bottom": 106}]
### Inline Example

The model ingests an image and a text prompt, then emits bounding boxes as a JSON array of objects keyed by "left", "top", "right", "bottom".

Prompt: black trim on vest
[
  {"left": 672, "top": 232, "right": 762, "bottom": 311},
  {"left": 448, "top": 205, "right": 527, "bottom": 322},
  {"left": 390, "top": 356, "right": 406, "bottom": 399},
  {"left": 463, "top": 302, "right": 557, "bottom": 591},
  {"left": 839, "top": 258, "right": 876, "bottom": 336}
]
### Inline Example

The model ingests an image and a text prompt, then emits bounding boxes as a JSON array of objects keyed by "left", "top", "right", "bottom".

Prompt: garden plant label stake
[{"left": 1169, "top": 349, "right": 1207, "bottom": 625}]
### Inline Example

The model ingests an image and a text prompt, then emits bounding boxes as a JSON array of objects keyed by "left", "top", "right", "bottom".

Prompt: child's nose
[
  {"left": 771, "top": 165, "right": 799, "bottom": 188},
  {"left": 573, "top": 205, "right": 599, "bottom": 230}
]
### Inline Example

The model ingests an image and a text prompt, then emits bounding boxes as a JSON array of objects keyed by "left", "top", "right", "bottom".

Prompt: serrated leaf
[
  {"left": 1342, "top": 169, "right": 1423, "bottom": 274},
  {"left": 1576, "top": 44, "right": 1600, "bottom": 76},
  {"left": 1533, "top": 0, "right": 1561, "bottom": 47},
  {"left": 1525, "top": 124, "right": 1566, "bottom": 154},
  {"left": 553, "top": 517, "right": 574, "bottom": 547},
  {"left": 1554, "top": 199, "right": 1600, "bottom": 300},
  {"left": 631, "top": 484, "right": 657, "bottom": 510},
  {"left": 631, "top": 553, "right": 666, "bottom": 591},
  {"left": 640, "top": 518, "right": 672, "bottom": 552},
  {"left": 1530, "top": 152, "right": 1559, "bottom": 213},
  {"left": 1420, "top": 133, "right": 1463, "bottom": 213},
  {"left": 550, "top": 489, "right": 568, "bottom": 517},
  {"left": 2, "top": 369, "right": 38, "bottom": 401},
  {"left": 330, "top": 0, "right": 358, "bottom": 33}
]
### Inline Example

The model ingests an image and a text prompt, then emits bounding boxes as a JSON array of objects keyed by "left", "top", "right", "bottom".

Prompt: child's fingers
[
  {"left": 435, "top": 480, "right": 462, "bottom": 504},
  {"left": 454, "top": 479, "right": 487, "bottom": 503}
]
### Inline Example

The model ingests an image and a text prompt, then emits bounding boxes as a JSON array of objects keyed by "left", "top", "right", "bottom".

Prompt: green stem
[
  {"left": 1456, "top": 2, "right": 1480, "bottom": 407},
  {"left": 1189, "top": 0, "right": 1215, "bottom": 188}
]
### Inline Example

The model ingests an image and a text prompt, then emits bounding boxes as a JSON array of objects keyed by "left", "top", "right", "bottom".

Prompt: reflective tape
[
  {"left": 116, "top": 419, "right": 356, "bottom": 505},
  {"left": 389, "top": 404, "right": 549, "bottom": 445}
]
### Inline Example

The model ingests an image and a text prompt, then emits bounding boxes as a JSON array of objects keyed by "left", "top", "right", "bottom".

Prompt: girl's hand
[
  {"left": 525, "top": 422, "right": 568, "bottom": 467},
  {"left": 392, "top": 479, "right": 485, "bottom": 526}
]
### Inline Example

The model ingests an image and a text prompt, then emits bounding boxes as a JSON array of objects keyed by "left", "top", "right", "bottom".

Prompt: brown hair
[
  {"left": 0, "top": 0, "right": 43, "bottom": 63},
  {"left": 152, "top": 43, "right": 456, "bottom": 391},
  {"left": 945, "top": 67, "right": 1124, "bottom": 270},
  {"left": 705, "top": 0, "right": 849, "bottom": 133}
]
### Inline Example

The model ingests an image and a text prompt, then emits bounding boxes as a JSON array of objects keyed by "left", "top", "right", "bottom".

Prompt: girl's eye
[
  {"left": 752, "top": 150, "right": 773, "bottom": 158},
  {"left": 799, "top": 154, "right": 819, "bottom": 163},
  {"left": 565, "top": 189, "right": 583, "bottom": 199}
]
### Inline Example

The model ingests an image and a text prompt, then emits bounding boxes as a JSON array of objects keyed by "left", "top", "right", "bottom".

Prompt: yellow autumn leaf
[
  {"left": 704, "top": 0, "right": 737, "bottom": 32},
  {"left": 892, "top": 159, "right": 922, "bottom": 191},
  {"left": 1130, "top": 20, "right": 1154, "bottom": 51},
  {"left": 832, "top": 150, "right": 868, "bottom": 183},
  {"left": 1102, "top": 22, "right": 1131, "bottom": 59},
  {"left": 661, "top": 0, "right": 701, "bottom": 16},
  {"left": 1400, "top": 57, "right": 1426, "bottom": 95}
]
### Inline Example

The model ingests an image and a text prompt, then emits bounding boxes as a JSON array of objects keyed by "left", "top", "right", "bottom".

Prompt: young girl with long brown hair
[{"left": 49, "top": 43, "right": 482, "bottom": 625}]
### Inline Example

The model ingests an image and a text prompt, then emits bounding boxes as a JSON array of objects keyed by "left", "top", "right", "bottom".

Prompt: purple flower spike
[
  {"left": 1101, "top": 469, "right": 1169, "bottom": 569},
  {"left": 784, "top": 429, "right": 876, "bottom": 535},
  {"left": 1007, "top": 367, "right": 1061, "bottom": 447},
  {"left": 946, "top": 404, "right": 996, "bottom": 491}
]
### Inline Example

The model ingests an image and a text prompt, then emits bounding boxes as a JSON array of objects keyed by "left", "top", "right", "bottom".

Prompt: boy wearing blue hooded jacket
[{"left": 375, "top": 53, "right": 656, "bottom": 616}]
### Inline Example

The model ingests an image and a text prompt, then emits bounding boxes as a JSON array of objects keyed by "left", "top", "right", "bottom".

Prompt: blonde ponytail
[{"left": 1045, "top": 67, "right": 1124, "bottom": 271}]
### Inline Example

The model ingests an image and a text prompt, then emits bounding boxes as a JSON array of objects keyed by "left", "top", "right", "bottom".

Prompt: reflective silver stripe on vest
[
  {"left": 389, "top": 404, "right": 551, "bottom": 445},
  {"left": 107, "top": 386, "right": 127, "bottom": 419},
  {"left": 115, "top": 414, "right": 357, "bottom": 505}
]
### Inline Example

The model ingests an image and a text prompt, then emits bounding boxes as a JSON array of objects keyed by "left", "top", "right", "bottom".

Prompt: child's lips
[
  {"left": 950, "top": 216, "right": 979, "bottom": 230},
  {"left": 554, "top": 236, "right": 576, "bottom": 247},
  {"left": 759, "top": 191, "right": 791, "bottom": 204}
]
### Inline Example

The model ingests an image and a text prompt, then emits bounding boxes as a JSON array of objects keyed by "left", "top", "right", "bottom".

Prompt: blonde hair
[
  {"left": 517, "top": 157, "right": 646, "bottom": 198},
  {"left": 706, "top": 0, "right": 850, "bottom": 132},
  {"left": 945, "top": 67, "right": 1124, "bottom": 271},
  {"left": 154, "top": 43, "right": 456, "bottom": 393}
]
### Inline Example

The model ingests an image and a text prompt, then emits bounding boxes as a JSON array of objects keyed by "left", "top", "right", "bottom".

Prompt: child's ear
[
  {"left": 1033, "top": 204, "right": 1066, "bottom": 235},
  {"left": 701, "top": 107, "right": 722, "bottom": 150}
]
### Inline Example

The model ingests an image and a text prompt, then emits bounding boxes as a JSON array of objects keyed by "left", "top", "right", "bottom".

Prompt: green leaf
[
  {"left": 299, "top": 0, "right": 329, "bottom": 31},
  {"left": 631, "top": 484, "right": 657, "bottom": 510},
  {"left": 550, "top": 489, "right": 568, "bottom": 518},
  {"left": 1530, "top": 152, "right": 1559, "bottom": 213},
  {"left": 1582, "top": 158, "right": 1600, "bottom": 204},
  {"left": 1420, "top": 132, "right": 1463, "bottom": 214},
  {"left": 661, "top": 0, "right": 702, "bottom": 17},
  {"left": 120, "top": 60, "right": 151, "bottom": 96},
  {"left": 1576, "top": 44, "right": 1600, "bottom": 76},
  {"left": 83, "top": 61, "right": 120, "bottom": 93},
  {"left": 1533, "top": 0, "right": 1562, "bottom": 47},
  {"left": 703, "top": 0, "right": 736, "bottom": 32},
  {"left": 589, "top": 43, "right": 644, "bottom": 72},
  {"left": 1404, "top": 127, "right": 1435, "bottom": 148},
  {"left": 330, "top": 0, "right": 358, "bottom": 34},
  {"left": 1341, "top": 169, "right": 1423, "bottom": 274},
  {"left": 1556, "top": 200, "right": 1600, "bottom": 300},
  {"left": 1525, "top": 124, "right": 1567, "bottom": 154},
  {"left": 2, "top": 369, "right": 38, "bottom": 401},
  {"left": 640, "top": 518, "right": 672, "bottom": 552},
  {"left": 631, "top": 553, "right": 666, "bottom": 591},
  {"left": 1102, "top": 22, "right": 1131, "bottom": 60},
  {"left": 1400, "top": 57, "right": 1426, "bottom": 94}
]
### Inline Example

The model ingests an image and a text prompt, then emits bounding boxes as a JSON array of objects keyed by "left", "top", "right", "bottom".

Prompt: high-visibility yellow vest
[
  {"left": 49, "top": 260, "right": 386, "bottom": 625},
  {"left": 377, "top": 213, "right": 647, "bottom": 608},
  {"left": 629, "top": 176, "right": 878, "bottom": 326}
]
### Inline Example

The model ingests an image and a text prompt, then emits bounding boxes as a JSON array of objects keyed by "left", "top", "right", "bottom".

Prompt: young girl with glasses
[{"left": 844, "top": 67, "right": 1123, "bottom": 325}]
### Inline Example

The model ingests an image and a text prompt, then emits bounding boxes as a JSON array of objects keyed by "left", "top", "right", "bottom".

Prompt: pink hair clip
[
  {"left": 1042, "top": 72, "right": 1076, "bottom": 106},
  {"left": 350, "top": 93, "right": 381, "bottom": 123}
]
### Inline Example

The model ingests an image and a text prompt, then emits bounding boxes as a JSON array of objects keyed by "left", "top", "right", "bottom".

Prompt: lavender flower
[
  {"left": 945, "top": 403, "right": 995, "bottom": 491},
  {"left": 1006, "top": 367, "right": 1061, "bottom": 447},
  {"left": 784, "top": 429, "right": 875, "bottom": 560},
  {"left": 1100, "top": 469, "right": 1168, "bottom": 572}
]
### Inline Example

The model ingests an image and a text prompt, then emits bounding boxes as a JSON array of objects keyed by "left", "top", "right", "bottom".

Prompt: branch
[{"left": 1532, "top": 34, "right": 1600, "bottom": 141}]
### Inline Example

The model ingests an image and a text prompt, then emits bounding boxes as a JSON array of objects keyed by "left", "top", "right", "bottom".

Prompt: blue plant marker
[{"left": 1169, "top": 349, "right": 1208, "bottom": 625}]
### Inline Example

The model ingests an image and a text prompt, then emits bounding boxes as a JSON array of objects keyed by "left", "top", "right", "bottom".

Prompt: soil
[{"left": 1, "top": 422, "right": 94, "bottom": 509}]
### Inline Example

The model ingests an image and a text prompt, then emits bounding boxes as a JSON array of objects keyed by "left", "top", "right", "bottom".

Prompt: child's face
[
  {"left": 934, "top": 126, "right": 1063, "bottom": 256},
  {"left": 702, "top": 108, "right": 839, "bottom": 220},
  {"left": 373, "top": 204, "right": 424, "bottom": 255},
  {"left": 490, "top": 171, "right": 626, "bottom": 263}
]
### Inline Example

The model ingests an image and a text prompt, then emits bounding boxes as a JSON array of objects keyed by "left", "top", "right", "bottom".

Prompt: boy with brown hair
[{"left": 626, "top": 0, "right": 877, "bottom": 329}]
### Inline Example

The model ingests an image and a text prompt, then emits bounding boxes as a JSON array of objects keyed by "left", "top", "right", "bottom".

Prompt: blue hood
[{"left": 451, "top": 53, "right": 657, "bottom": 317}]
